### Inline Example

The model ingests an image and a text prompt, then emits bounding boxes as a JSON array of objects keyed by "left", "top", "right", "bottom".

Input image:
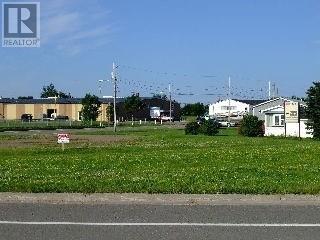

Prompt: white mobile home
[{"left": 252, "top": 98, "right": 312, "bottom": 138}]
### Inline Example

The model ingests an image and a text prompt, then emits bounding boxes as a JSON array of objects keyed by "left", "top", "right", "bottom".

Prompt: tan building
[{"left": 0, "top": 98, "right": 112, "bottom": 121}]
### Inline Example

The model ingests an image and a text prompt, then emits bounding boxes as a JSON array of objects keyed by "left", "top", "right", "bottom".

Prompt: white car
[
  {"left": 218, "top": 121, "right": 236, "bottom": 127},
  {"left": 160, "top": 116, "right": 174, "bottom": 122}
]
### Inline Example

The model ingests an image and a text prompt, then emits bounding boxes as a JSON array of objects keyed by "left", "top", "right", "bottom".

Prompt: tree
[
  {"left": 18, "top": 96, "right": 33, "bottom": 99},
  {"left": 181, "top": 102, "right": 208, "bottom": 116},
  {"left": 81, "top": 94, "right": 101, "bottom": 122},
  {"left": 291, "top": 95, "right": 305, "bottom": 101},
  {"left": 185, "top": 122, "right": 200, "bottom": 135},
  {"left": 306, "top": 82, "right": 320, "bottom": 139},
  {"left": 41, "top": 83, "right": 72, "bottom": 98},
  {"left": 152, "top": 93, "right": 167, "bottom": 100},
  {"left": 124, "top": 94, "right": 144, "bottom": 118},
  {"left": 238, "top": 115, "right": 264, "bottom": 137},
  {"left": 199, "top": 119, "right": 220, "bottom": 136}
]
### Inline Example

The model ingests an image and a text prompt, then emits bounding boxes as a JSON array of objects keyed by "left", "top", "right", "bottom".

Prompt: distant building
[
  {"left": 0, "top": 97, "right": 181, "bottom": 122},
  {"left": 209, "top": 99, "right": 265, "bottom": 118}
]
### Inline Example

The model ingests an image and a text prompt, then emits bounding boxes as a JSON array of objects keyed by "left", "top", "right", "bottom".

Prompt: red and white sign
[{"left": 57, "top": 133, "right": 70, "bottom": 144}]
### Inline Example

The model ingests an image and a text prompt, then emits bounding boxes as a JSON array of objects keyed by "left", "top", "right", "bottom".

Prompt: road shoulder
[{"left": 0, "top": 193, "right": 320, "bottom": 205}]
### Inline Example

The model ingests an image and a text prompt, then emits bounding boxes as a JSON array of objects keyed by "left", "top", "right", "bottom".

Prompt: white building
[
  {"left": 252, "top": 98, "right": 312, "bottom": 138},
  {"left": 209, "top": 99, "right": 264, "bottom": 118}
]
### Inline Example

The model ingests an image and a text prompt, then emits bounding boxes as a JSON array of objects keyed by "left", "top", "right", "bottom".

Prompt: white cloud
[{"left": 40, "top": 0, "right": 113, "bottom": 55}]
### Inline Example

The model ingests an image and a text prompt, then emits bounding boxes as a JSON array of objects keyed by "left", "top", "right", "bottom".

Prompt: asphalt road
[{"left": 1, "top": 194, "right": 320, "bottom": 240}]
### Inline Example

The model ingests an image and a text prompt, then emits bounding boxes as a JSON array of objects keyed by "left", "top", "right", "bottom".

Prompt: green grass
[
  {"left": 0, "top": 120, "right": 105, "bottom": 132},
  {"left": 1, "top": 126, "right": 320, "bottom": 194}
]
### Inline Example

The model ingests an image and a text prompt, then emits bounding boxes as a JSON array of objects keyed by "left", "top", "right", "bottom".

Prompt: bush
[
  {"left": 185, "top": 121, "right": 200, "bottom": 135},
  {"left": 238, "top": 115, "right": 264, "bottom": 137},
  {"left": 199, "top": 119, "right": 220, "bottom": 136},
  {"left": 185, "top": 119, "right": 220, "bottom": 136}
]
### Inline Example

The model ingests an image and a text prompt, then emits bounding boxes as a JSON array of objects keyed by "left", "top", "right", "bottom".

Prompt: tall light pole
[{"left": 54, "top": 95, "right": 57, "bottom": 119}]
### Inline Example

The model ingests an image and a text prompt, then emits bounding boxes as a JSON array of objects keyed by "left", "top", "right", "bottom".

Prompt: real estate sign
[
  {"left": 284, "top": 101, "right": 299, "bottom": 123},
  {"left": 57, "top": 133, "right": 70, "bottom": 144}
]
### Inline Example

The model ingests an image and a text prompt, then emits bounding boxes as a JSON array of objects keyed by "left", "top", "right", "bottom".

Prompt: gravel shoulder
[{"left": 0, "top": 193, "right": 320, "bottom": 205}]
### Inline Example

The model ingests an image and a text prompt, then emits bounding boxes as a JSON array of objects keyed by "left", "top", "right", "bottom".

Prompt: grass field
[{"left": 1, "top": 126, "right": 320, "bottom": 194}]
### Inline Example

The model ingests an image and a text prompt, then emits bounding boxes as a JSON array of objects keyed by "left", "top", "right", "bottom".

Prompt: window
[
  {"left": 274, "top": 114, "right": 284, "bottom": 126},
  {"left": 281, "top": 115, "right": 285, "bottom": 125},
  {"left": 221, "top": 106, "right": 236, "bottom": 111}
]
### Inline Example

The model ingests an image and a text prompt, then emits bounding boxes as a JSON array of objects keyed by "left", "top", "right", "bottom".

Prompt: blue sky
[{"left": 1, "top": 0, "right": 320, "bottom": 104}]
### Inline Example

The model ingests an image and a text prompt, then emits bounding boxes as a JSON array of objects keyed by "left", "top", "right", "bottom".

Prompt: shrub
[
  {"left": 185, "top": 119, "right": 220, "bottom": 136},
  {"left": 185, "top": 121, "right": 200, "bottom": 135},
  {"left": 238, "top": 115, "right": 264, "bottom": 137},
  {"left": 199, "top": 119, "right": 220, "bottom": 136}
]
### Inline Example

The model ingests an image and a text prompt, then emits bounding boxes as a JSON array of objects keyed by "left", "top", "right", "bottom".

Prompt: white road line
[{"left": 0, "top": 221, "right": 319, "bottom": 227}]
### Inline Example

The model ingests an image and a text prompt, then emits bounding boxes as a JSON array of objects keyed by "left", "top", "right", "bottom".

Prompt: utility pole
[
  {"left": 169, "top": 83, "right": 172, "bottom": 124},
  {"left": 268, "top": 81, "right": 271, "bottom": 100},
  {"left": 228, "top": 76, "right": 231, "bottom": 126},
  {"left": 111, "top": 62, "right": 118, "bottom": 132},
  {"left": 54, "top": 95, "right": 57, "bottom": 119},
  {"left": 98, "top": 80, "right": 103, "bottom": 127},
  {"left": 272, "top": 83, "right": 276, "bottom": 99}
]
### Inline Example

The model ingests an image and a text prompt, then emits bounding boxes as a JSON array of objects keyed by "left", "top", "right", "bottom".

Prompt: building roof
[
  {"left": 252, "top": 97, "right": 306, "bottom": 108},
  {"left": 0, "top": 97, "right": 128, "bottom": 104},
  {"left": 0, "top": 97, "right": 170, "bottom": 104},
  {"left": 233, "top": 99, "right": 266, "bottom": 106},
  {"left": 211, "top": 99, "right": 266, "bottom": 106}
]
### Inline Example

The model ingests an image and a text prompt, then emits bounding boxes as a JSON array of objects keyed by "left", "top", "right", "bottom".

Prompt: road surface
[{"left": 0, "top": 194, "right": 319, "bottom": 240}]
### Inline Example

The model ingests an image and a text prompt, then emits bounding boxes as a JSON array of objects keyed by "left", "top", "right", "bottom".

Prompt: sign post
[
  {"left": 284, "top": 101, "right": 299, "bottom": 137},
  {"left": 57, "top": 133, "right": 70, "bottom": 151}
]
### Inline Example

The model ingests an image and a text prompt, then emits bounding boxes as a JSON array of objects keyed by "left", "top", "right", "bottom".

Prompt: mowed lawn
[{"left": 1, "top": 126, "right": 320, "bottom": 194}]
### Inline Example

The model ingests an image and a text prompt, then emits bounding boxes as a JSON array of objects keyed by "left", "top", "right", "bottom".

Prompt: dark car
[
  {"left": 55, "top": 115, "right": 69, "bottom": 120},
  {"left": 21, "top": 114, "right": 33, "bottom": 122}
]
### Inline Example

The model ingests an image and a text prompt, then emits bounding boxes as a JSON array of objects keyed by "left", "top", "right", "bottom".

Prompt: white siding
[{"left": 209, "top": 99, "right": 250, "bottom": 117}]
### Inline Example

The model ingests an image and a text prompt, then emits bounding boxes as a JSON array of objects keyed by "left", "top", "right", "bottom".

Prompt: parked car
[
  {"left": 21, "top": 114, "right": 33, "bottom": 122},
  {"left": 55, "top": 115, "right": 69, "bottom": 121},
  {"left": 197, "top": 115, "right": 214, "bottom": 124},
  {"left": 218, "top": 121, "right": 236, "bottom": 127},
  {"left": 160, "top": 115, "right": 174, "bottom": 122}
]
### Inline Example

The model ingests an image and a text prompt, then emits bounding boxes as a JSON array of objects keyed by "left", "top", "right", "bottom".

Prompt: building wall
[
  {"left": 253, "top": 98, "right": 285, "bottom": 120},
  {"left": 5, "top": 104, "right": 16, "bottom": 119},
  {"left": 264, "top": 119, "right": 312, "bottom": 138},
  {"left": 264, "top": 126, "right": 285, "bottom": 136},
  {"left": 209, "top": 99, "right": 250, "bottom": 117},
  {"left": 0, "top": 99, "right": 176, "bottom": 122},
  {"left": 0, "top": 103, "right": 4, "bottom": 119},
  {"left": 1, "top": 102, "right": 112, "bottom": 122}
]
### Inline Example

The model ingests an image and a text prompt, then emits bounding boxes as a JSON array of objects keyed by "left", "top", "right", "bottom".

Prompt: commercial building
[{"left": 0, "top": 97, "right": 181, "bottom": 122}]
